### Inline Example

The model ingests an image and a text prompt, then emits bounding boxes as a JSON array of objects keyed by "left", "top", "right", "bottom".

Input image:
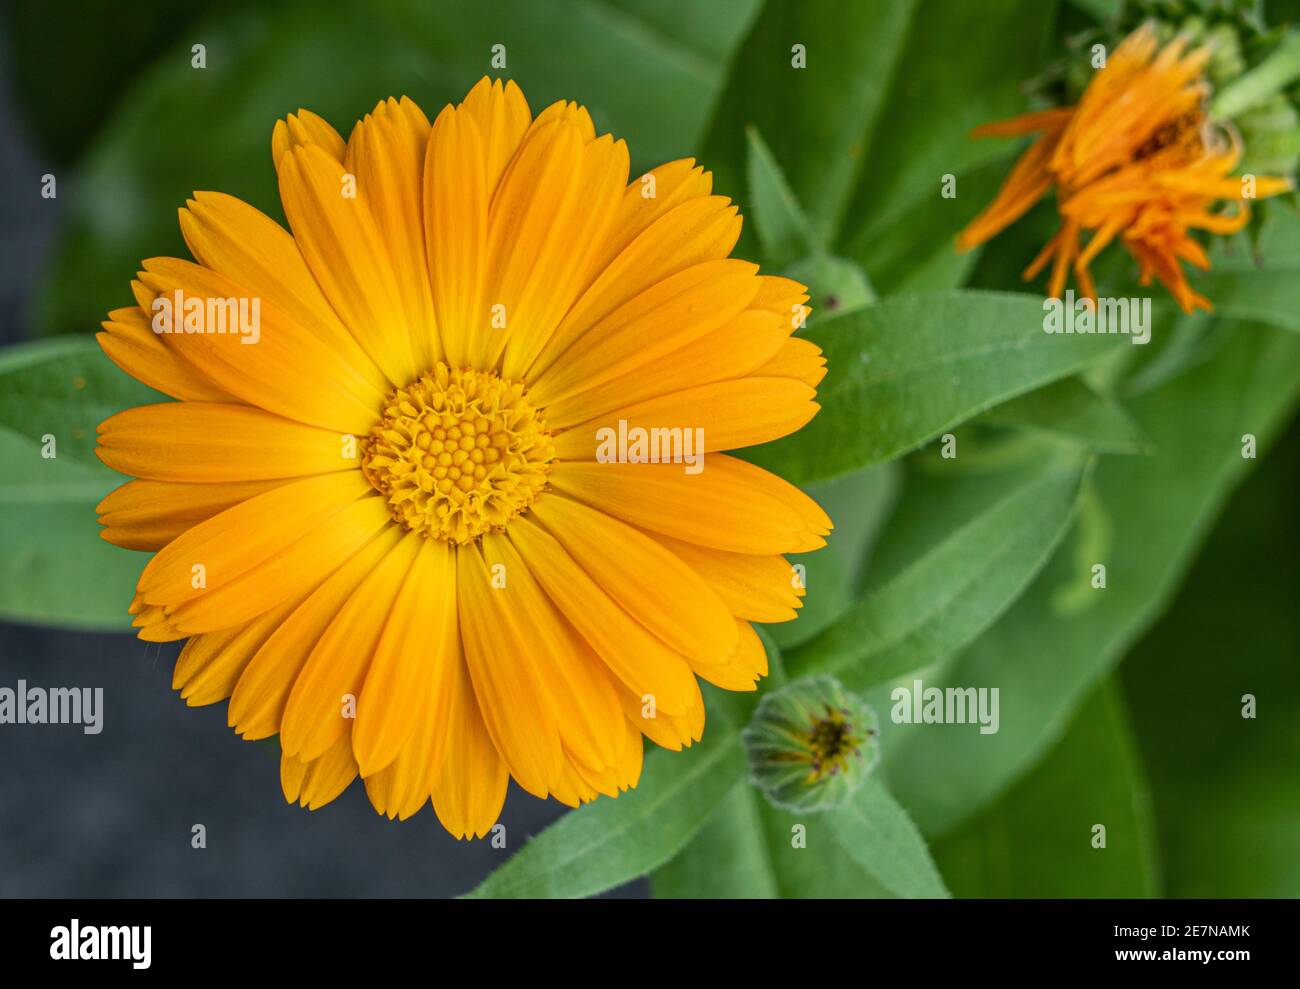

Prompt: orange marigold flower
[
  {"left": 957, "top": 24, "right": 1293, "bottom": 313},
  {"left": 94, "top": 78, "right": 830, "bottom": 839}
]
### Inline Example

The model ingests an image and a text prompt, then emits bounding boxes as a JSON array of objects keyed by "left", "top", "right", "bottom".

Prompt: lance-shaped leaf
[
  {"left": 789, "top": 456, "right": 1090, "bottom": 690},
  {"left": 746, "top": 290, "right": 1127, "bottom": 486},
  {"left": 466, "top": 724, "right": 747, "bottom": 899}
]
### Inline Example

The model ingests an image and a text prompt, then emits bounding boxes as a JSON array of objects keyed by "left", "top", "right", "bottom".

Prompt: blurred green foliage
[
  {"left": 933, "top": 679, "right": 1161, "bottom": 898},
  {"left": 1123, "top": 419, "right": 1300, "bottom": 897},
  {"left": 0, "top": 0, "right": 220, "bottom": 163}
]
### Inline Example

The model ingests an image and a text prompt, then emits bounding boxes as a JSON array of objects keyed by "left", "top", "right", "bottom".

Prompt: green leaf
[
  {"left": 826, "top": 777, "right": 951, "bottom": 898},
  {"left": 0, "top": 336, "right": 161, "bottom": 465},
  {"left": 651, "top": 783, "right": 781, "bottom": 898},
  {"left": 1213, "top": 201, "right": 1300, "bottom": 272},
  {"left": 789, "top": 457, "right": 1088, "bottom": 690},
  {"left": 1154, "top": 204, "right": 1300, "bottom": 337},
  {"left": 0, "top": 337, "right": 152, "bottom": 629},
  {"left": 1187, "top": 267, "right": 1300, "bottom": 334},
  {"left": 1210, "top": 30, "right": 1300, "bottom": 119},
  {"left": 0, "top": 428, "right": 138, "bottom": 629},
  {"left": 34, "top": 0, "right": 759, "bottom": 337},
  {"left": 933, "top": 679, "right": 1161, "bottom": 897},
  {"left": 654, "top": 776, "right": 942, "bottom": 899},
  {"left": 745, "top": 125, "right": 817, "bottom": 267},
  {"left": 466, "top": 723, "right": 746, "bottom": 899},
  {"left": 1122, "top": 309, "right": 1218, "bottom": 396},
  {"left": 747, "top": 291, "right": 1126, "bottom": 486},
  {"left": 977, "top": 377, "right": 1147, "bottom": 454},
  {"left": 655, "top": 783, "right": 895, "bottom": 898},
  {"left": 880, "top": 320, "right": 1300, "bottom": 837},
  {"left": 753, "top": 797, "right": 892, "bottom": 897}
]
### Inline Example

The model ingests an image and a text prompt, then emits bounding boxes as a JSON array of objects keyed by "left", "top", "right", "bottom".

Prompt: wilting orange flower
[
  {"left": 94, "top": 78, "right": 829, "bottom": 837},
  {"left": 957, "top": 24, "right": 1293, "bottom": 313}
]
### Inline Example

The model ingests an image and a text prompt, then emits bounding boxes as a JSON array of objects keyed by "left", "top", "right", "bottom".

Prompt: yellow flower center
[{"left": 361, "top": 363, "right": 554, "bottom": 544}]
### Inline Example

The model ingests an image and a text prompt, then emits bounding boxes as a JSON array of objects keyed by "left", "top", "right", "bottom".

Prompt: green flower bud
[{"left": 742, "top": 674, "right": 879, "bottom": 813}]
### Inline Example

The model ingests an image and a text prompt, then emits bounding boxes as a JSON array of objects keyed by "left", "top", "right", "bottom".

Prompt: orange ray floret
[{"left": 958, "top": 24, "right": 1292, "bottom": 313}]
